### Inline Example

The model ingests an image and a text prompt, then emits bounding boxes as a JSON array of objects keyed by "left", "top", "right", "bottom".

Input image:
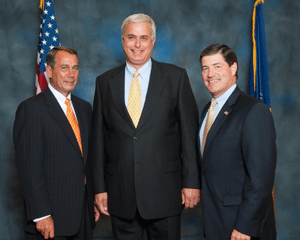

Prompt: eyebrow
[
  {"left": 127, "top": 34, "right": 149, "bottom": 38},
  {"left": 59, "top": 64, "right": 79, "bottom": 68},
  {"left": 201, "top": 62, "right": 221, "bottom": 68}
]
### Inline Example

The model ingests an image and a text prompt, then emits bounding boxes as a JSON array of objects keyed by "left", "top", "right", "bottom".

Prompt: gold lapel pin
[{"left": 224, "top": 111, "right": 229, "bottom": 115}]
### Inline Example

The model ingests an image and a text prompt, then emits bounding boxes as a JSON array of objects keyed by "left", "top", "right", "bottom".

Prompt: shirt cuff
[{"left": 33, "top": 215, "right": 51, "bottom": 222}]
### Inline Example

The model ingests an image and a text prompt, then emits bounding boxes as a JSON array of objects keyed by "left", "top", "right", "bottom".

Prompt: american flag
[{"left": 35, "top": 0, "right": 60, "bottom": 95}]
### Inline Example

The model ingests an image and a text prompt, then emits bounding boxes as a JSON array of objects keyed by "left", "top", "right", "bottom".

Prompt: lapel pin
[{"left": 224, "top": 111, "right": 228, "bottom": 115}]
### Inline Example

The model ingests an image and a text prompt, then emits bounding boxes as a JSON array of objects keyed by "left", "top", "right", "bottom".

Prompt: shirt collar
[
  {"left": 48, "top": 83, "right": 71, "bottom": 102},
  {"left": 215, "top": 83, "right": 237, "bottom": 105},
  {"left": 125, "top": 59, "right": 152, "bottom": 80}
]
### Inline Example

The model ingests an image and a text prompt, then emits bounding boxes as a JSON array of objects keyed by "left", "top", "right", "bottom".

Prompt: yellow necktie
[
  {"left": 128, "top": 71, "right": 141, "bottom": 128},
  {"left": 65, "top": 98, "right": 83, "bottom": 155},
  {"left": 202, "top": 98, "right": 217, "bottom": 155}
]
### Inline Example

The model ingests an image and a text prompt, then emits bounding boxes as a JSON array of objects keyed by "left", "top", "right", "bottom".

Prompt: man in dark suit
[
  {"left": 198, "top": 43, "right": 276, "bottom": 240},
  {"left": 92, "top": 13, "right": 200, "bottom": 239},
  {"left": 13, "top": 46, "right": 97, "bottom": 239}
]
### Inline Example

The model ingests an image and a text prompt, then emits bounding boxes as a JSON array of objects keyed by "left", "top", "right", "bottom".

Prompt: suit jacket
[
  {"left": 13, "top": 87, "right": 95, "bottom": 236},
  {"left": 92, "top": 59, "right": 200, "bottom": 220},
  {"left": 199, "top": 87, "right": 276, "bottom": 239}
]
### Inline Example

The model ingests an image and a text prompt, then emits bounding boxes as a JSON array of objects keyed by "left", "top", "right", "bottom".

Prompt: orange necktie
[{"left": 65, "top": 98, "right": 83, "bottom": 155}]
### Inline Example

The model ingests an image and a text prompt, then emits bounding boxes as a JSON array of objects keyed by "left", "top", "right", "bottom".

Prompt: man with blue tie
[{"left": 198, "top": 43, "right": 276, "bottom": 240}]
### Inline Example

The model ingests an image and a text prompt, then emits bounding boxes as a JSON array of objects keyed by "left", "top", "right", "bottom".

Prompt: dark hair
[
  {"left": 46, "top": 46, "right": 78, "bottom": 69},
  {"left": 200, "top": 43, "right": 238, "bottom": 79}
]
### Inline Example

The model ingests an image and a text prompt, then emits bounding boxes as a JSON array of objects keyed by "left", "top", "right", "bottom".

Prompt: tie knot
[
  {"left": 133, "top": 71, "right": 139, "bottom": 78},
  {"left": 65, "top": 98, "right": 71, "bottom": 106},
  {"left": 211, "top": 98, "right": 217, "bottom": 107}
]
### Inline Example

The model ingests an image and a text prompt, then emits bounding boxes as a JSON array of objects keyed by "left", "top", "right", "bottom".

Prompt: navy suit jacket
[
  {"left": 92, "top": 59, "right": 200, "bottom": 219},
  {"left": 13, "top": 87, "right": 95, "bottom": 236},
  {"left": 199, "top": 87, "right": 276, "bottom": 239}
]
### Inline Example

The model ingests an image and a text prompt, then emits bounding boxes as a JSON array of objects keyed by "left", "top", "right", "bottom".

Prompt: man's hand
[
  {"left": 181, "top": 188, "right": 200, "bottom": 209},
  {"left": 94, "top": 205, "right": 100, "bottom": 222},
  {"left": 94, "top": 192, "right": 110, "bottom": 216},
  {"left": 231, "top": 229, "right": 251, "bottom": 240},
  {"left": 36, "top": 216, "right": 54, "bottom": 239}
]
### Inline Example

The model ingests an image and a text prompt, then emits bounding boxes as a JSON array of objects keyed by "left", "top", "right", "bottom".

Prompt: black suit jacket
[
  {"left": 199, "top": 87, "right": 276, "bottom": 239},
  {"left": 13, "top": 87, "right": 95, "bottom": 236},
  {"left": 92, "top": 59, "right": 200, "bottom": 219}
]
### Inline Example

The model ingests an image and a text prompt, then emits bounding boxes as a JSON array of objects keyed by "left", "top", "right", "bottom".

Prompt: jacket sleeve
[
  {"left": 234, "top": 102, "right": 276, "bottom": 236},
  {"left": 177, "top": 69, "right": 201, "bottom": 189},
  {"left": 13, "top": 101, "right": 52, "bottom": 221},
  {"left": 91, "top": 77, "right": 107, "bottom": 194}
]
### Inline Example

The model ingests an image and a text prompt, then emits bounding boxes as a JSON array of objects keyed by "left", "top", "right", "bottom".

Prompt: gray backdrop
[{"left": 1, "top": 0, "right": 299, "bottom": 239}]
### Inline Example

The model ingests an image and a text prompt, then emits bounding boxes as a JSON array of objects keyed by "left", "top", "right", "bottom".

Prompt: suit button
[
  {"left": 201, "top": 170, "right": 206, "bottom": 175},
  {"left": 131, "top": 161, "right": 134, "bottom": 165}
]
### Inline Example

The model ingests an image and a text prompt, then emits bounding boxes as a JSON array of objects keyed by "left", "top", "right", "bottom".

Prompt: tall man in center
[{"left": 92, "top": 13, "right": 200, "bottom": 239}]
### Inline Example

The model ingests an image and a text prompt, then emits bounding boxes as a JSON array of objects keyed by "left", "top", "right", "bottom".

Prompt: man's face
[
  {"left": 46, "top": 51, "right": 79, "bottom": 97},
  {"left": 122, "top": 22, "right": 155, "bottom": 70},
  {"left": 201, "top": 53, "right": 237, "bottom": 98}
]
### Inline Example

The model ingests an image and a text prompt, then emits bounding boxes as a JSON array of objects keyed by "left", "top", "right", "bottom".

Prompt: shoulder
[
  {"left": 152, "top": 59, "right": 186, "bottom": 74},
  {"left": 72, "top": 94, "right": 92, "bottom": 111},
  {"left": 17, "top": 91, "right": 46, "bottom": 111},
  {"left": 14, "top": 92, "right": 48, "bottom": 128},
  {"left": 72, "top": 94, "right": 90, "bottom": 105},
  {"left": 237, "top": 91, "right": 269, "bottom": 110},
  {"left": 234, "top": 91, "right": 272, "bottom": 121},
  {"left": 96, "top": 64, "right": 125, "bottom": 80}
]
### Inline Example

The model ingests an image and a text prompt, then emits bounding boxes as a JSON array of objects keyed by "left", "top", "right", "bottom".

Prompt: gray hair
[{"left": 121, "top": 13, "right": 156, "bottom": 40}]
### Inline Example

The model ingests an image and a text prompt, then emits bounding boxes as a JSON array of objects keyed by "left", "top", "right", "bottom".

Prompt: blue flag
[
  {"left": 249, "top": 0, "right": 271, "bottom": 109},
  {"left": 249, "top": 0, "right": 275, "bottom": 214},
  {"left": 35, "top": 0, "right": 61, "bottom": 94}
]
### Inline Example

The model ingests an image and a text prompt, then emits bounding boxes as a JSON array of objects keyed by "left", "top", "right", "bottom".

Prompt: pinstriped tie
[
  {"left": 127, "top": 71, "right": 141, "bottom": 128},
  {"left": 65, "top": 98, "right": 83, "bottom": 155},
  {"left": 202, "top": 98, "right": 217, "bottom": 155}
]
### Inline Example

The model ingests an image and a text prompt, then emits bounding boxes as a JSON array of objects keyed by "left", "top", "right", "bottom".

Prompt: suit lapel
[
  {"left": 202, "top": 87, "right": 241, "bottom": 159},
  {"left": 108, "top": 64, "right": 136, "bottom": 128},
  {"left": 136, "top": 59, "right": 167, "bottom": 130},
  {"left": 198, "top": 103, "right": 210, "bottom": 163},
  {"left": 44, "top": 87, "right": 83, "bottom": 158},
  {"left": 108, "top": 60, "right": 168, "bottom": 130}
]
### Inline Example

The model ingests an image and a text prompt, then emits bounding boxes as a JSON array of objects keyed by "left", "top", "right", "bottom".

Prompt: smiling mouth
[{"left": 207, "top": 79, "right": 219, "bottom": 83}]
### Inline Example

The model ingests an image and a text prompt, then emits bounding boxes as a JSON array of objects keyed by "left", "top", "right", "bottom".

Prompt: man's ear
[
  {"left": 46, "top": 65, "right": 53, "bottom": 79},
  {"left": 231, "top": 62, "right": 237, "bottom": 77}
]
